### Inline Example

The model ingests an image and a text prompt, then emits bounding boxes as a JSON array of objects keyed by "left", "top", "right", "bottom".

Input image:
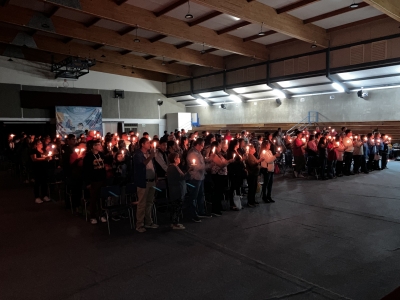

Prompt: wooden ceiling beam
[
  {"left": 276, "top": 0, "right": 319, "bottom": 14},
  {"left": 0, "top": 28, "right": 192, "bottom": 77},
  {"left": 36, "top": 0, "right": 269, "bottom": 59},
  {"left": 216, "top": 21, "right": 251, "bottom": 35},
  {"left": 168, "top": 60, "right": 178, "bottom": 64},
  {"left": 202, "top": 48, "right": 218, "bottom": 54},
  {"left": 45, "top": 6, "right": 59, "bottom": 18},
  {"left": 92, "top": 44, "right": 104, "bottom": 50},
  {"left": 188, "top": 11, "right": 222, "bottom": 26},
  {"left": 303, "top": 2, "right": 369, "bottom": 24},
  {"left": 0, "top": 44, "right": 167, "bottom": 81},
  {"left": 0, "top": 4, "right": 224, "bottom": 69},
  {"left": 144, "top": 55, "right": 156, "bottom": 60},
  {"left": 191, "top": 0, "right": 329, "bottom": 47},
  {"left": 154, "top": 0, "right": 188, "bottom": 17},
  {"left": 119, "top": 50, "right": 131, "bottom": 55},
  {"left": 243, "top": 30, "right": 276, "bottom": 42},
  {"left": 363, "top": 0, "right": 400, "bottom": 22}
]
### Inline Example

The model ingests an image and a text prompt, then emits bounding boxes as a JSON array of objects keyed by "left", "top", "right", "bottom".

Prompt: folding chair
[{"left": 100, "top": 186, "right": 134, "bottom": 235}]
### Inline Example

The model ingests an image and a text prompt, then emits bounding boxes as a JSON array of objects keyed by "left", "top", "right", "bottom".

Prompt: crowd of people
[{"left": 3, "top": 125, "right": 394, "bottom": 233}]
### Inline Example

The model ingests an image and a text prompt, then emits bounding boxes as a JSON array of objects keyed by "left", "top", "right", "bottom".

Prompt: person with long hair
[
  {"left": 259, "top": 140, "right": 280, "bottom": 203},
  {"left": 226, "top": 139, "right": 245, "bottom": 210},
  {"left": 245, "top": 144, "right": 264, "bottom": 207},
  {"left": 209, "top": 141, "right": 232, "bottom": 215},
  {"left": 30, "top": 139, "right": 52, "bottom": 204},
  {"left": 317, "top": 137, "right": 328, "bottom": 180}
]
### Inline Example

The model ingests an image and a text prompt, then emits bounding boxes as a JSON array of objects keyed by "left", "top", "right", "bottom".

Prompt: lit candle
[
  {"left": 51, "top": 145, "right": 55, "bottom": 149},
  {"left": 306, "top": 135, "right": 309, "bottom": 138},
  {"left": 364, "top": 137, "right": 367, "bottom": 141},
  {"left": 289, "top": 139, "right": 292, "bottom": 142},
  {"left": 109, "top": 142, "right": 112, "bottom": 150},
  {"left": 273, "top": 139, "right": 276, "bottom": 143},
  {"left": 117, "top": 137, "right": 120, "bottom": 141},
  {"left": 136, "top": 133, "right": 139, "bottom": 137},
  {"left": 48, "top": 151, "right": 52, "bottom": 156},
  {"left": 328, "top": 136, "right": 331, "bottom": 139},
  {"left": 246, "top": 146, "right": 249, "bottom": 153},
  {"left": 153, "top": 142, "right": 156, "bottom": 152},
  {"left": 94, "top": 130, "right": 96, "bottom": 134},
  {"left": 331, "top": 129, "right": 334, "bottom": 133},
  {"left": 328, "top": 126, "right": 331, "bottom": 129},
  {"left": 278, "top": 147, "right": 281, "bottom": 152},
  {"left": 262, "top": 150, "right": 266, "bottom": 154},
  {"left": 101, "top": 137, "right": 104, "bottom": 141},
  {"left": 389, "top": 137, "right": 392, "bottom": 141},
  {"left": 206, "top": 132, "right": 209, "bottom": 135},
  {"left": 225, "top": 140, "right": 228, "bottom": 145},
  {"left": 122, "top": 150, "right": 124, "bottom": 155},
  {"left": 212, "top": 147, "right": 216, "bottom": 154},
  {"left": 246, "top": 131, "right": 249, "bottom": 135},
  {"left": 75, "top": 148, "right": 79, "bottom": 153},
  {"left": 128, "top": 137, "right": 130, "bottom": 141},
  {"left": 192, "top": 159, "right": 196, "bottom": 165},
  {"left": 314, "top": 131, "right": 317, "bottom": 134},
  {"left": 176, "top": 140, "right": 179, "bottom": 145},
  {"left": 336, "top": 142, "right": 339, "bottom": 146},
  {"left": 354, "top": 136, "right": 358, "bottom": 139},
  {"left": 302, "top": 138, "right": 306, "bottom": 143},
  {"left": 114, "top": 133, "right": 118, "bottom": 136},
  {"left": 80, "top": 148, "right": 85, "bottom": 153},
  {"left": 10, "top": 134, "right": 15, "bottom": 138}
]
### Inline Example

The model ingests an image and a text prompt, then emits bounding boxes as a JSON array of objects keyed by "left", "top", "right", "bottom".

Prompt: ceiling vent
[
  {"left": 350, "top": 45, "right": 364, "bottom": 65},
  {"left": 371, "top": 40, "right": 387, "bottom": 61}
]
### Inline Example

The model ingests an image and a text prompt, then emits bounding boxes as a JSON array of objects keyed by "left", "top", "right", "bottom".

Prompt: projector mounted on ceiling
[
  {"left": 357, "top": 90, "right": 369, "bottom": 99},
  {"left": 51, "top": 56, "right": 96, "bottom": 80}
]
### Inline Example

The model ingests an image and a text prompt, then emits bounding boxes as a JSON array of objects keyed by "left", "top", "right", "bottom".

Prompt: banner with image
[{"left": 56, "top": 106, "right": 102, "bottom": 137}]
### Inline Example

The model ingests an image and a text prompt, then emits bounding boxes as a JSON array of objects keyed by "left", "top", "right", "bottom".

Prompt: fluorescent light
[
  {"left": 196, "top": 99, "right": 209, "bottom": 106},
  {"left": 231, "top": 16, "right": 240, "bottom": 21},
  {"left": 199, "top": 92, "right": 211, "bottom": 98},
  {"left": 337, "top": 72, "right": 355, "bottom": 80},
  {"left": 233, "top": 87, "right": 247, "bottom": 94},
  {"left": 228, "top": 95, "right": 242, "bottom": 102},
  {"left": 332, "top": 82, "right": 345, "bottom": 92},
  {"left": 247, "top": 97, "right": 277, "bottom": 102},
  {"left": 273, "top": 89, "right": 286, "bottom": 98},
  {"left": 350, "top": 84, "right": 400, "bottom": 92},
  {"left": 292, "top": 91, "right": 339, "bottom": 97}
]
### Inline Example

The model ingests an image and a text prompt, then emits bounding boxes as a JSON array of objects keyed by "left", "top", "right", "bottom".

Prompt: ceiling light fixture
[
  {"left": 131, "top": 65, "right": 135, "bottom": 74},
  {"left": 185, "top": 1, "right": 193, "bottom": 19},
  {"left": 311, "top": 41, "right": 317, "bottom": 48},
  {"left": 258, "top": 22, "right": 265, "bottom": 36},
  {"left": 229, "top": 94, "right": 242, "bottom": 103},
  {"left": 349, "top": 1, "right": 359, "bottom": 8},
  {"left": 200, "top": 42, "right": 205, "bottom": 54},
  {"left": 332, "top": 82, "right": 345, "bottom": 92},
  {"left": 197, "top": 99, "right": 209, "bottom": 106},
  {"left": 161, "top": 56, "right": 166, "bottom": 66},
  {"left": 134, "top": 25, "right": 140, "bottom": 43},
  {"left": 273, "top": 89, "right": 286, "bottom": 99}
]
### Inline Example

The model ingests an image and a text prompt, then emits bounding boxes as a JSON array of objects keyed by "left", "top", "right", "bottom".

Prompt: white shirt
[{"left": 260, "top": 150, "right": 276, "bottom": 172}]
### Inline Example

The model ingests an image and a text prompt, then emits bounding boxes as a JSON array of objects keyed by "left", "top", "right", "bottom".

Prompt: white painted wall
[{"left": 0, "top": 57, "right": 165, "bottom": 93}]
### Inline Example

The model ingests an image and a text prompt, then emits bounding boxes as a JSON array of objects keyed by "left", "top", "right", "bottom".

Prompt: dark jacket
[
  {"left": 166, "top": 164, "right": 190, "bottom": 201},
  {"left": 82, "top": 152, "right": 106, "bottom": 184}
]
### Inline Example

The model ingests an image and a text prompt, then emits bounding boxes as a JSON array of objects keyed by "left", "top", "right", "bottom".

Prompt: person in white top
[
  {"left": 259, "top": 140, "right": 280, "bottom": 203},
  {"left": 342, "top": 129, "right": 355, "bottom": 175}
]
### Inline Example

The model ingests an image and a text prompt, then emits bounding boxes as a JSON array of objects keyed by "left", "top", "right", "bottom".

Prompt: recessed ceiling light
[
  {"left": 231, "top": 16, "right": 240, "bottom": 21},
  {"left": 134, "top": 25, "right": 140, "bottom": 43},
  {"left": 258, "top": 22, "right": 265, "bottom": 36},
  {"left": 311, "top": 41, "right": 317, "bottom": 48}
]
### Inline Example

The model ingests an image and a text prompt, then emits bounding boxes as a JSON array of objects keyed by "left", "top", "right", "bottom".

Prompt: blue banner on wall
[{"left": 56, "top": 106, "right": 102, "bottom": 137}]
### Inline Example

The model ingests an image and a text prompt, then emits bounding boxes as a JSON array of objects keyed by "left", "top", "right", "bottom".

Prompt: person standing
[
  {"left": 259, "top": 141, "right": 280, "bottom": 203},
  {"left": 292, "top": 131, "right": 306, "bottom": 178},
  {"left": 245, "top": 145, "right": 264, "bottom": 207},
  {"left": 83, "top": 140, "right": 107, "bottom": 224},
  {"left": 133, "top": 137, "right": 157, "bottom": 233},
  {"left": 186, "top": 138, "right": 210, "bottom": 222},
  {"left": 353, "top": 135, "right": 363, "bottom": 174},
  {"left": 31, "top": 140, "right": 52, "bottom": 204},
  {"left": 343, "top": 129, "right": 355, "bottom": 175}
]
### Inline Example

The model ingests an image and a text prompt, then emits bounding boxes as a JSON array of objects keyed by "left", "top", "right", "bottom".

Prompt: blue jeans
[
  {"left": 261, "top": 168, "right": 274, "bottom": 199},
  {"left": 186, "top": 179, "right": 206, "bottom": 218}
]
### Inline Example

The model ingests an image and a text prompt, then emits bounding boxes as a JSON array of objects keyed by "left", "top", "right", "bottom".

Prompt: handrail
[{"left": 286, "top": 111, "right": 319, "bottom": 136}]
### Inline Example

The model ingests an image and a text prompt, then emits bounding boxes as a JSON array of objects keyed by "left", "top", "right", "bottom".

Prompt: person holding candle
[
  {"left": 359, "top": 134, "right": 369, "bottom": 174},
  {"left": 373, "top": 132, "right": 383, "bottom": 170},
  {"left": 259, "top": 140, "right": 280, "bottom": 203},
  {"left": 317, "top": 136, "right": 328, "bottom": 180},
  {"left": 209, "top": 141, "right": 233, "bottom": 215},
  {"left": 292, "top": 130, "right": 306, "bottom": 178},
  {"left": 381, "top": 134, "right": 389, "bottom": 169},
  {"left": 226, "top": 140, "right": 246, "bottom": 211},
  {"left": 69, "top": 142, "right": 87, "bottom": 213},
  {"left": 245, "top": 144, "right": 264, "bottom": 207},
  {"left": 186, "top": 138, "right": 211, "bottom": 222},
  {"left": 30, "top": 140, "right": 52, "bottom": 204},
  {"left": 334, "top": 136, "right": 345, "bottom": 177},
  {"left": 342, "top": 129, "right": 355, "bottom": 176},
  {"left": 353, "top": 135, "right": 363, "bottom": 174},
  {"left": 83, "top": 140, "right": 107, "bottom": 224},
  {"left": 167, "top": 152, "right": 193, "bottom": 229},
  {"left": 327, "top": 137, "right": 338, "bottom": 178}
]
